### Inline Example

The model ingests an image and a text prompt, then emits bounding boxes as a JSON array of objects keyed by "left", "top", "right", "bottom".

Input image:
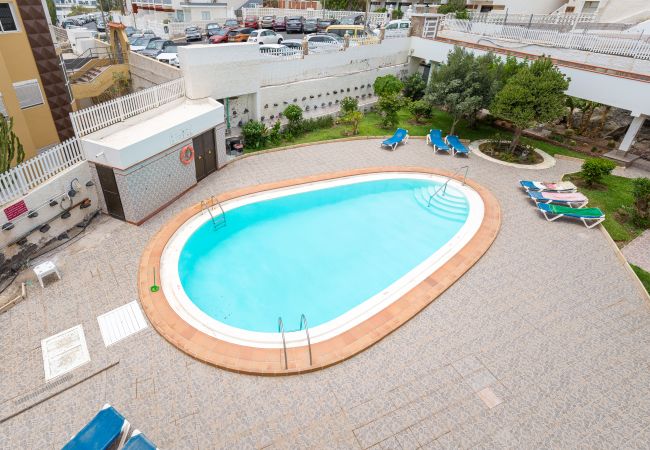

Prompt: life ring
[{"left": 180, "top": 145, "right": 194, "bottom": 165}]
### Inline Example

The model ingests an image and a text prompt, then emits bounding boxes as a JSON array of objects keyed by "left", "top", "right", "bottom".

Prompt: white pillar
[{"left": 619, "top": 114, "right": 646, "bottom": 152}]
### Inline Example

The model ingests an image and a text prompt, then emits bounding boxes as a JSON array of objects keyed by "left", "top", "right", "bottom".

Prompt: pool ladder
[
  {"left": 200, "top": 196, "right": 226, "bottom": 230},
  {"left": 277, "top": 314, "right": 313, "bottom": 370},
  {"left": 427, "top": 166, "right": 469, "bottom": 207}
]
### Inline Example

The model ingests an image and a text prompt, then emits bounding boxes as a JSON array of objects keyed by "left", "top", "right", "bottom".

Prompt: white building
[
  {"left": 465, "top": 0, "right": 650, "bottom": 23},
  {"left": 125, "top": 0, "right": 244, "bottom": 23}
]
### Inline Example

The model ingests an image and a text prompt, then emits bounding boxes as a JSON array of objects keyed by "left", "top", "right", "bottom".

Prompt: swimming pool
[{"left": 160, "top": 172, "right": 485, "bottom": 349}]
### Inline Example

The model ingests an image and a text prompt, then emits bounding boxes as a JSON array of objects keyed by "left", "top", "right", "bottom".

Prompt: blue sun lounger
[
  {"left": 426, "top": 129, "right": 450, "bottom": 154},
  {"left": 381, "top": 128, "right": 409, "bottom": 151},
  {"left": 445, "top": 135, "right": 470, "bottom": 156},
  {"left": 62, "top": 404, "right": 130, "bottom": 450},
  {"left": 123, "top": 430, "right": 158, "bottom": 450}
]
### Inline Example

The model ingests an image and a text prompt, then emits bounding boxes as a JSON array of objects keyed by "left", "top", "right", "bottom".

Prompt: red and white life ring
[{"left": 180, "top": 145, "right": 194, "bottom": 165}]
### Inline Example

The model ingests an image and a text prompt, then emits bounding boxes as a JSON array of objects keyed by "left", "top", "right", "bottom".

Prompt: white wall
[
  {"left": 0, "top": 162, "right": 100, "bottom": 258},
  {"left": 410, "top": 36, "right": 650, "bottom": 116},
  {"left": 468, "top": 0, "right": 567, "bottom": 14}
]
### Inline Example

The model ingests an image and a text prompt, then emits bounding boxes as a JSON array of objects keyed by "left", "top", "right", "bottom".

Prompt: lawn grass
[
  {"left": 564, "top": 173, "right": 645, "bottom": 244},
  {"left": 252, "top": 108, "right": 583, "bottom": 160},
  {"left": 631, "top": 264, "right": 650, "bottom": 295}
]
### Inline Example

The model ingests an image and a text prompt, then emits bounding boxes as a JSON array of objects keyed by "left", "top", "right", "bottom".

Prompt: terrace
[{"left": 2, "top": 138, "right": 649, "bottom": 448}]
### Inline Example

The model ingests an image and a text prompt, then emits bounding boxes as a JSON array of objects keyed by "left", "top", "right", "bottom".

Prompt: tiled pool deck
[{"left": 2, "top": 139, "right": 650, "bottom": 449}]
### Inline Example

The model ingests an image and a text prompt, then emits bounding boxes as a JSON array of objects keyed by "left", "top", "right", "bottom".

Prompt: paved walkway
[
  {"left": 2, "top": 139, "right": 650, "bottom": 449},
  {"left": 623, "top": 229, "right": 650, "bottom": 272}
]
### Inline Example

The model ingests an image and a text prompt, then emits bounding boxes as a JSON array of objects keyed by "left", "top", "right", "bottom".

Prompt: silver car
[
  {"left": 185, "top": 26, "right": 202, "bottom": 42},
  {"left": 260, "top": 15, "right": 275, "bottom": 29}
]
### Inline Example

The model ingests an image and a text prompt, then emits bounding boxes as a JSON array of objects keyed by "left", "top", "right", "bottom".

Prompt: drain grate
[
  {"left": 97, "top": 301, "right": 148, "bottom": 347},
  {"left": 14, "top": 373, "right": 73, "bottom": 405},
  {"left": 41, "top": 325, "right": 91, "bottom": 381}
]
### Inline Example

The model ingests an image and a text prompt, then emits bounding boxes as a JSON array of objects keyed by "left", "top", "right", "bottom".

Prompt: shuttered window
[
  {"left": 13, "top": 79, "right": 44, "bottom": 109},
  {"left": 0, "top": 3, "right": 18, "bottom": 32}
]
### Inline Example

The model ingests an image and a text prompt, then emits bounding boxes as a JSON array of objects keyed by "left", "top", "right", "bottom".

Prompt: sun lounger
[
  {"left": 426, "top": 129, "right": 450, "bottom": 154},
  {"left": 537, "top": 203, "right": 605, "bottom": 229},
  {"left": 519, "top": 180, "right": 577, "bottom": 193},
  {"left": 527, "top": 191, "right": 589, "bottom": 208},
  {"left": 381, "top": 128, "right": 409, "bottom": 151},
  {"left": 445, "top": 135, "right": 469, "bottom": 156},
  {"left": 62, "top": 404, "right": 130, "bottom": 450},
  {"left": 123, "top": 430, "right": 158, "bottom": 450}
]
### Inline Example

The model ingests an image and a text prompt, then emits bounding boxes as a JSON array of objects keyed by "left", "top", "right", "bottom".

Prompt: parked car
[
  {"left": 303, "top": 18, "right": 318, "bottom": 34},
  {"left": 156, "top": 45, "right": 183, "bottom": 66},
  {"left": 140, "top": 39, "right": 175, "bottom": 57},
  {"left": 373, "top": 19, "right": 410, "bottom": 36},
  {"left": 61, "top": 18, "right": 80, "bottom": 28},
  {"left": 208, "top": 28, "right": 232, "bottom": 44},
  {"left": 317, "top": 18, "right": 339, "bottom": 32},
  {"left": 128, "top": 31, "right": 155, "bottom": 45},
  {"left": 260, "top": 15, "right": 275, "bottom": 29},
  {"left": 281, "top": 39, "right": 303, "bottom": 51},
  {"left": 326, "top": 24, "right": 370, "bottom": 39},
  {"left": 286, "top": 16, "right": 304, "bottom": 33},
  {"left": 224, "top": 18, "right": 240, "bottom": 28},
  {"left": 340, "top": 14, "right": 364, "bottom": 25},
  {"left": 205, "top": 23, "right": 222, "bottom": 37},
  {"left": 272, "top": 16, "right": 287, "bottom": 32},
  {"left": 304, "top": 33, "right": 344, "bottom": 51},
  {"left": 243, "top": 16, "right": 259, "bottom": 29},
  {"left": 130, "top": 36, "right": 160, "bottom": 52},
  {"left": 228, "top": 27, "right": 254, "bottom": 42},
  {"left": 96, "top": 20, "right": 106, "bottom": 32},
  {"left": 259, "top": 44, "right": 301, "bottom": 56},
  {"left": 185, "top": 26, "right": 202, "bottom": 42},
  {"left": 124, "top": 26, "right": 137, "bottom": 37},
  {"left": 248, "top": 29, "right": 283, "bottom": 44}
]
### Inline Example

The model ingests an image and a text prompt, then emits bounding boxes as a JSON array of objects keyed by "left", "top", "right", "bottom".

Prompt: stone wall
[{"left": 128, "top": 51, "right": 182, "bottom": 91}]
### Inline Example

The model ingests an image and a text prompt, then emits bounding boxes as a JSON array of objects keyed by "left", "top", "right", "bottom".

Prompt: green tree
[
  {"left": 402, "top": 73, "right": 427, "bottom": 101},
  {"left": 425, "top": 47, "right": 499, "bottom": 135},
  {"left": 283, "top": 104, "right": 303, "bottom": 135},
  {"left": 408, "top": 100, "right": 431, "bottom": 123},
  {"left": 580, "top": 158, "right": 616, "bottom": 187},
  {"left": 340, "top": 96, "right": 358, "bottom": 116},
  {"left": 46, "top": 0, "right": 58, "bottom": 25},
  {"left": 491, "top": 57, "right": 570, "bottom": 151},
  {"left": 341, "top": 110, "right": 364, "bottom": 135},
  {"left": 438, "top": 0, "right": 467, "bottom": 14},
  {"left": 0, "top": 116, "right": 25, "bottom": 173},
  {"left": 377, "top": 95, "right": 402, "bottom": 128},
  {"left": 373, "top": 75, "right": 403, "bottom": 98}
]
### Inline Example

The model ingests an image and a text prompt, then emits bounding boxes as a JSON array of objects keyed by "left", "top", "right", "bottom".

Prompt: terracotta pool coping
[{"left": 138, "top": 167, "right": 501, "bottom": 375}]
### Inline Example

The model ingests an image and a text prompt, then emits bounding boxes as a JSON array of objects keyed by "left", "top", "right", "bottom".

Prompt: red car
[
  {"left": 209, "top": 27, "right": 231, "bottom": 44},
  {"left": 243, "top": 16, "right": 259, "bottom": 29},
  {"left": 273, "top": 16, "right": 287, "bottom": 31}
]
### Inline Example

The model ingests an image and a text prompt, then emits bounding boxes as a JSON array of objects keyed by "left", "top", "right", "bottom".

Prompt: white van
[{"left": 373, "top": 19, "right": 410, "bottom": 37}]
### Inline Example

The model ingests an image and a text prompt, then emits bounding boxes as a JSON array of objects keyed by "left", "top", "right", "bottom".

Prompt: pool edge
[{"left": 137, "top": 166, "right": 501, "bottom": 375}]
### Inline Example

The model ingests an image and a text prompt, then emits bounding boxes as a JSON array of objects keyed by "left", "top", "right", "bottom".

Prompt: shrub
[
  {"left": 268, "top": 121, "right": 282, "bottom": 145},
  {"left": 373, "top": 75, "right": 403, "bottom": 98},
  {"left": 284, "top": 104, "right": 303, "bottom": 123},
  {"left": 607, "top": 140, "right": 616, "bottom": 148},
  {"left": 402, "top": 73, "right": 427, "bottom": 101},
  {"left": 408, "top": 100, "right": 431, "bottom": 123},
  {"left": 438, "top": 0, "right": 467, "bottom": 14},
  {"left": 242, "top": 120, "right": 267, "bottom": 149},
  {"left": 632, "top": 177, "right": 650, "bottom": 228},
  {"left": 340, "top": 96, "right": 359, "bottom": 116},
  {"left": 569, "top": 139, "right": 577, "bottom": 146},
  {"left": 580, "top": 158, "right": 616, "bottom": 186},
  {"left": 377, "top": 95, "right": 402, "bottom": 128},
  {"left": 341, "top": 110, "right": 364, "bottom": 135},
  {"left": 391, "top": 9, "right": 403, "bottom": 19},
  {"left": 564, "top": 128, "right": 575, "bottom": 137}
]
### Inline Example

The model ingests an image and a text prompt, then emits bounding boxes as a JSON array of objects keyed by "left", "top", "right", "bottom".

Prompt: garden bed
[{"left": 478, "top": 141, "right": 544, "bottom": 165}]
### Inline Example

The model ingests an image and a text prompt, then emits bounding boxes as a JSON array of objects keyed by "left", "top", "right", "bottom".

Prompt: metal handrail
[
  {"left": 278, "top": 317, "right": 288, "bottom": 370},
  {"left": 299, "top": 314, "right": 313, "bottom": 366},
  {"left": 201, "top": 196, "right": 226, "bottom": 229},
  {"left": 427, "top": 166, "right": 469, "bottom": 207}
]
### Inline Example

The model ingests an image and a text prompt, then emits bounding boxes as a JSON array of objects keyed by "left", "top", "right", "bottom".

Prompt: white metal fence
[
  {"left": 70, "top": 78, "right": 186, "bottom": 137},
  {"left": 0, "top": 138, "right": 84, "bottom": 206},
  {"left": 467, "top": 11, "right": 595, "bottom": 27},
  {"left": 260, "top": 47, "right": 304, "bottom": 60},
  {"left": 242, "top": 7, "right": 387, "bottom": 27},
  {"left": 443, "top": 19, "right": 650, "bottom": 60}
]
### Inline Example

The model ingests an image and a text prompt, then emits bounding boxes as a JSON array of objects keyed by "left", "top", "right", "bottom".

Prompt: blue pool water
[{"left": 178, "top": 177, "right": 470, "bottom": 333}]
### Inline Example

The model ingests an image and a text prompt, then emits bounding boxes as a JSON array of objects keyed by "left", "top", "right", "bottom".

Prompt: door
[
  {"left": 95, "top": 164, "right": 125, "bottom": 221},
  {"left": 193, "top": 129, "right": 217, "bottom": 182}
]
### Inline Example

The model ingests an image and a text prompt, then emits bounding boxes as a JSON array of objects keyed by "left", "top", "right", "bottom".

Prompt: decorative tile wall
[{"left": 114, "top": 141, "right": 197, "bottom": 224}]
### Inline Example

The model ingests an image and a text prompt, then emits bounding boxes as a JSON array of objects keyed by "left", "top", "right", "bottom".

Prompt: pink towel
[{"left": 542, "top": 192, "right": 587, "bottom": 202}]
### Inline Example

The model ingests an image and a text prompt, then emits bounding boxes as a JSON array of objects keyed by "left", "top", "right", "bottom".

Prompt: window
[
  {"left": 13, "top": 80, "right": 44, "bottom": 109},
  {"left": 399, "top": 22, "right": 409, "bottom": 29},
  {"left": 201, "top": 11, "right": 210, "bottom": 20},
  {"left": 0, "top": 3, "right": 18, "bottom": 32}
]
